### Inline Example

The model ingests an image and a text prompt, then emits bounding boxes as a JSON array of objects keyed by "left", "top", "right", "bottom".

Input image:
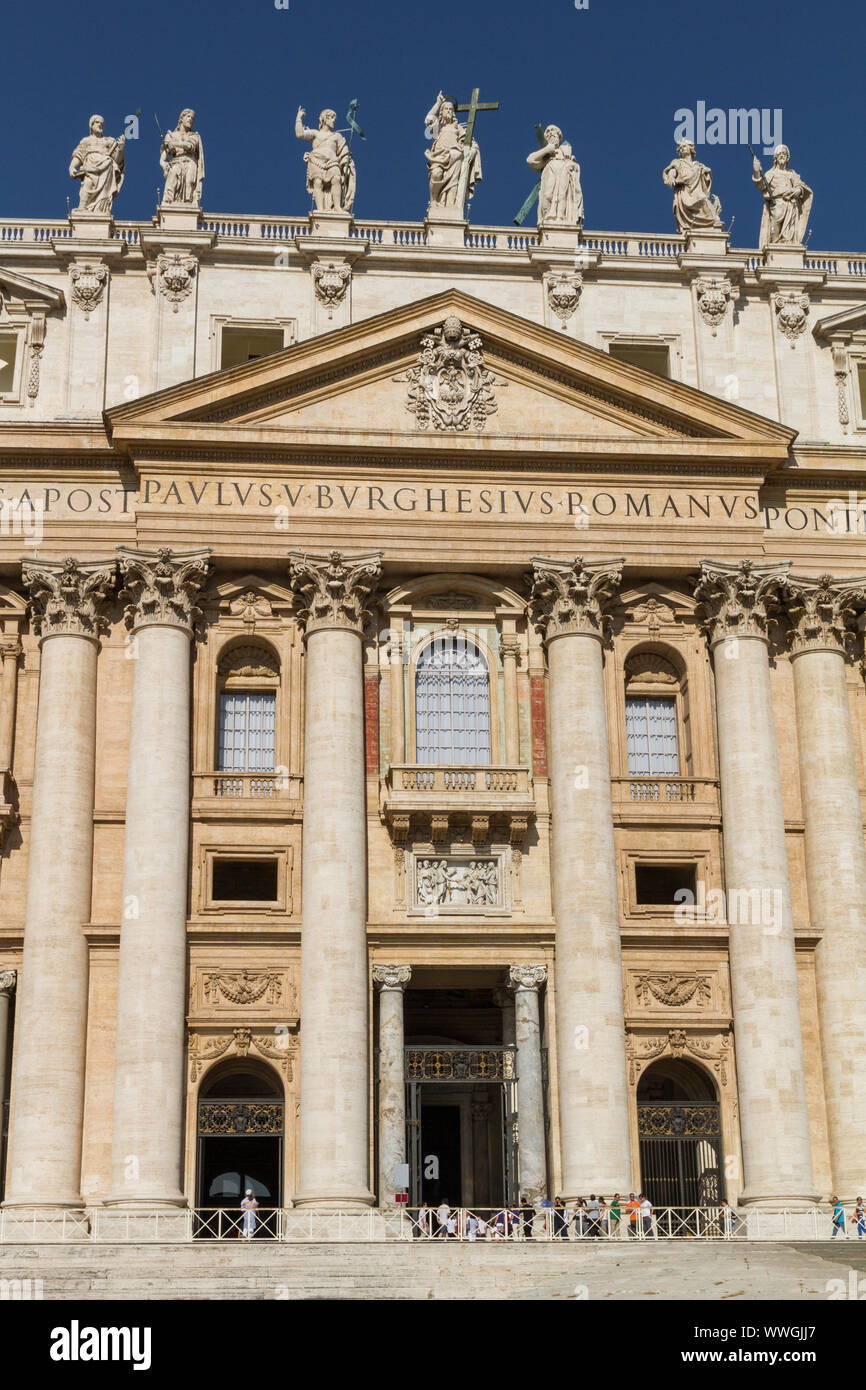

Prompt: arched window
[
  {"left": 624, "top": 652, "right": 682, "bottom": 776},
  {"left": 415, "top": 635, "right": 491, "bottom": 766},
  {"left": 216, "top": 643, "right": 280, "bottom": 772}
]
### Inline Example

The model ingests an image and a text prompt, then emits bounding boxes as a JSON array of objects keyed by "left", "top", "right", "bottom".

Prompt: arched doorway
[
  {"left": 637, "top": 1059, "right": 723, "bottom": 1209},
  {"left": 195, "top": 1062, "right": 284, "bottom": 1237}
]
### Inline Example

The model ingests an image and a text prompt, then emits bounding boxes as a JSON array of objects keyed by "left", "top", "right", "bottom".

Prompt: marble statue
[
  {"left": 160, "top": 109, "right": 205, "bottom": 206},
  {"left": 526, "top": 125, "right": 583, "bottom": 226},
  {"left": 662, "top": 141, "right": 723, "bottom": 232},
  {"left": 69, "top": 115, "right": 126, "bottom": 213},
  {"left": 424, "top": 92, "right": 481, "bottom": 212},
  {"left": 295, "top": 106, "right": 356, "bottom": 213},
  {"left": 752, "top": 145, "right": 813, "bottom": 249}
]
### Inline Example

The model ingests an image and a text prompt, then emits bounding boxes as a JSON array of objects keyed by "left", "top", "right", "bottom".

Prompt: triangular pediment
[
  {"left": 106, "top": 289, "right": 795, "bottom": 458},
  {"left": 0, "top": 268, "right": 64, "bottom": 312},
  {"left": 813, "top": 303, "right": 866, "bottom": 340}
]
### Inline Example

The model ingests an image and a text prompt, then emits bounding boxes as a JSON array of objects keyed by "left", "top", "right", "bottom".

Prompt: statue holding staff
[
  {"left": 295, "top": 106, "right": 356, "bottom": 212},
  {"left": 424, "top": 91, "right": 481, "bottom": 212},
  {"left": 751, "top": 144, "right": 812, "bottom": 248},
  {"left": 69, "top": 114, "right": 126, "bottom": 213},
  {"left": 662, "top": 140, "right": 723, "bottom": 232},
  {"left": 526, "top": 124, "right": 583, "bottom": 226},
  {"left": 160, "top": 108, "right": 205, "bottom": 206}
]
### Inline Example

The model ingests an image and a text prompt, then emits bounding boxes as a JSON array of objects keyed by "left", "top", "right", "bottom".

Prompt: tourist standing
[
  {"left": 831, "top": 1196, "right": 846, "bottom": 1240},
  {"left": 586, "top": 1193, "right": 602, "bottom": 1237},
  {"left": 607, "top": 1193, "right": 622, "bottom": 1239},
  {"left": 436, "top": 1200, "right": 450, "bottom": 1237},
  {"left": 417, "top": 1201, "right": 430, "bottom": 1238},
  {"left": 626, "top": 1192, "right": 640, "bottom": 1237},
  {"left": 553, "top": 1196, "right": 568, "bottom": 1238},
  {"left": 719, "top": 1198, "right": 735, "bottom": 1239},
  {"left": 639, "top": 1193, "right": 655, "bottom": 1239},
  {"left": 240, "top": 1189, "right": 258, "bottom": 1241},
  {"left": 854, "top": 1197, "right": 866, "bottom": 1240}
]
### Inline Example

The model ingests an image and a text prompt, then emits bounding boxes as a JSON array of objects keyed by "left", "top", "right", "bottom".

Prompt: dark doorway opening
[
  {"left": 195, "top": 1063, "right": 283, "bottom": 1238},
  {"left": 637, "top": 1059, "right": 724, "bottom": 1210},
  {"left": 420, "top": 1104, "right": 461, "bottom": 1207}
]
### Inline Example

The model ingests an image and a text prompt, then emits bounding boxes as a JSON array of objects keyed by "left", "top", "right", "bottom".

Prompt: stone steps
[{"left": 0, "top": 1241, "right": 855, "bottom": 1300}]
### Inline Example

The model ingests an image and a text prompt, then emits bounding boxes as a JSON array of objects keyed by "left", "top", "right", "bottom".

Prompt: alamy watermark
[{"left": 674, "top": 102, "right": 782, "bottom": 155}]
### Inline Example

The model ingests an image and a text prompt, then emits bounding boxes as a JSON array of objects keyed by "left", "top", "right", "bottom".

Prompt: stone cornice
[
  {"left": 694, "top": 558, "right": 790, "bottom": 646},
  {"left": 22, "top": 555, "right": 115, "bottom": 641},
  {"left": 372, "top": 963, "right": 412, "bottom": 991},
  {"left": 117, "top": 545, "right": 211, "bottom": 634},
  {"left": 288, "top": 549, "right": 382, "bottom": 637},
  {"left": 782, "top": 572, "right": 866, "bottom": 655},
  {"left": 527, "top": 554, "right": 624, "bottom": 643}
]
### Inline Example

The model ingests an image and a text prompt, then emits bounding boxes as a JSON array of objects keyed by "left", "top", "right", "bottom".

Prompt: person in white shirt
[
  {"left": 639, "top": 1194, "right": 655, "bottom": 1239},
  {"left": 436, "top": 1200, "right": 450, "bottom": 1237},
  {"left": 240, "top": 1189, "right": 259, "bottom": 1240}
]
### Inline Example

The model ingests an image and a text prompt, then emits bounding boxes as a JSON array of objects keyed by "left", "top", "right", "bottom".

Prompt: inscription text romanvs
[{"left": 0, "top": 478, "right": 862, "bottom": 535}]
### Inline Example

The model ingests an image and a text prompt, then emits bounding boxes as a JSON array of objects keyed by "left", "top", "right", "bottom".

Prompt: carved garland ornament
[
  {"left": 23, "top": 555, "right": 115, "bottom": 639},
  {"left": 117, "top": 545, "right": 211, "bottom": 634},
  {"left": 633, "top": 973, "right": 712, "bottom": 1008},
  {"left": 527, "top": 554, "right": 624, "bottom": 642},
  {"left": 626, "top": 1028, "right": 732, "bottom": 1088},
  {"left": 400, "top": 316, "right": 499, "bottom": 431},
  {"left": 288, "top": 548, "right": 382, "bottom": 635},
  {"left": 189, "top": 1025, "right": 297, "bottom": 1081},
  {"left": 202, "top": 970, "right": 284, "bottom": 1007}
]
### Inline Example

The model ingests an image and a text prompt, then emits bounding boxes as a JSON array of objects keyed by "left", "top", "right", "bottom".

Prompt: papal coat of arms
[{"left": 400, "top": 315, "right": 499, "bottom": 431}]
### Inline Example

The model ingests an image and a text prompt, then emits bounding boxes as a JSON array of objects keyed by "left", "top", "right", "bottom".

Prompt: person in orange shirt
[{"left": 626, "top": 1192, "right": 640, "bottom": 1237}]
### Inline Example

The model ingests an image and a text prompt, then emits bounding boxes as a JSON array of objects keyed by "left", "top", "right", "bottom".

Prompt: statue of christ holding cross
[{"left": 424, "top": 88, "right": 498, "bottom": 218}]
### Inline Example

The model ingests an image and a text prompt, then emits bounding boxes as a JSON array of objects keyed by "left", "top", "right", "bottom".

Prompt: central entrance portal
[
  {"left": 400, "top": 981, "right": 520, "bottom": 1208},
  {"left": 195, "top": 1062, "right": 284, "bottom": 1237}
]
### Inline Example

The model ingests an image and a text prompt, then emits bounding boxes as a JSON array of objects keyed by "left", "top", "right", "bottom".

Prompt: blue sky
[{"left": 5, "top": 0, "right": 865, "bottom": 249}]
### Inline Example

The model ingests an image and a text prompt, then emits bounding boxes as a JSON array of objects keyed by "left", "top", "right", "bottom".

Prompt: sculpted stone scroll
[
  {"left": 526, "top": 125, "right": 583, "bottom": 226},
  {"left": 662, "top": 141, "right": 723, "bottom": 232},
  {"left": 288, "top": 549, "right": 382, "bottom": 635},
  {"left": 295, "top": 106, "right": 356, "bottom": 212},
  {"left": 527, "top": 555, "right": 624, "bottom": 641},
  {"left": 116, "top": 545, "right": 211, "bottom": 633},
  {"left": 752, "top": 145, "right": 812, "bottom": 249},
  {"left": 160, "top": 109, "right": 205, "bottom": 206},
  {"left": 23, "top": 556, "right": 115, "bottom": 639},
  {"left": 372, "top": 964, "right": 412, "bottom": 991},
  {"left": 69, "top": 115, "right": 126, "bottom": 213}
]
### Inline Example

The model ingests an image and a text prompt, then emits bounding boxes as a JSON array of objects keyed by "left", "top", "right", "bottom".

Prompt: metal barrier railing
[{"left": 0, "top": 1203, "right": 857, "bottom": 1243}]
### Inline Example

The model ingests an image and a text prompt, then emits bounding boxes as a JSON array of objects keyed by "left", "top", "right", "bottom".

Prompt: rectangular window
[
  {"left": 220, "top": 326, "right": 286, "bottom": 369},
  {"left": 0, "top": 332, "right": 19, "bottom": 395},
  {"left": 635, "top": 863, "right": 696, "bottom": 906},
  {"left": 609, "top": 342, "right": 670, "bottom": 378},
  {"left": 219, "top": 692, "right": 276, "bottom": 771},
  {"left": 626, "top": 696, "right": 679, "bottom": 775},
  {"left": 212, "top": 858, "right": 278, "bottom": 902},
  {"left": 858, "top": 363, "right": 866, "bottom": 420}
]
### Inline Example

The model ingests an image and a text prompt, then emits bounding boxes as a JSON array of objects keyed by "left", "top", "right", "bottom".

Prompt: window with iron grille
[
  {"left": 218, "top": 692, "right": 276, "bottom": 772},
  {"left": 625, "top": 695, "right": 679, "bottom": 775},
  {"left": 415, "top": 636, "right": 491, "bottom": 766}
]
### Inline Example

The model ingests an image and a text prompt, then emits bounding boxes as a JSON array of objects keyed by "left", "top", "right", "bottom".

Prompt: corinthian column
[
  {"left": 373, "top": 963, "right": 411, "bottom": 1204},
  {"left": 508, "top": 964, "right": 548, "bottom": 1203},
  {"left": 695, "top": 559, "right": 816, "bottom": 1206},
  {"left": 783, "top": 572, "right": 866, "bottom": 1199},
  {"left": 289, "top": 549, "right": 382, "bottom": 1207},
  {"left": 527, "top": 556, "right": 631, "bottom": 1198},
  {"left": 107, "top": 547, "right": 210, "bottom": 1208},
  {"left": 0, "top": 969, "right": 17, "bottom": 1185},
  {"left": 4, "top": 558, "right": 114, "bottom": 1211}
]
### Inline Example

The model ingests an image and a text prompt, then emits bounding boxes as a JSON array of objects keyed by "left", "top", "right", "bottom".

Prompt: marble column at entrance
[
  {"left": 508, "top": 964, "right": 548, "bottom": 1203},
  {"left": 289, "top": 549, "right": 383, "bottom": 1207},
  {"left": 373, "top": 964, "right": 411, "bottom": 1204},
  {"left": 694, "top": 560, "right": 816, "bottom": 1207},
  {"left": 0, "top": 969, "right": 17, "bottom": 1183},
  {"left": 783, "top": 572, "right": 866, "bottom": 1200},
  {"left": 527, "top": 556, "right": 631, "bottom": 1198},
  {"left": 107, "top": 547, "right": 211, "bottom": 1209},
  {"left": 4, "top": 558, "right": 115, "bottom": 1212}
]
